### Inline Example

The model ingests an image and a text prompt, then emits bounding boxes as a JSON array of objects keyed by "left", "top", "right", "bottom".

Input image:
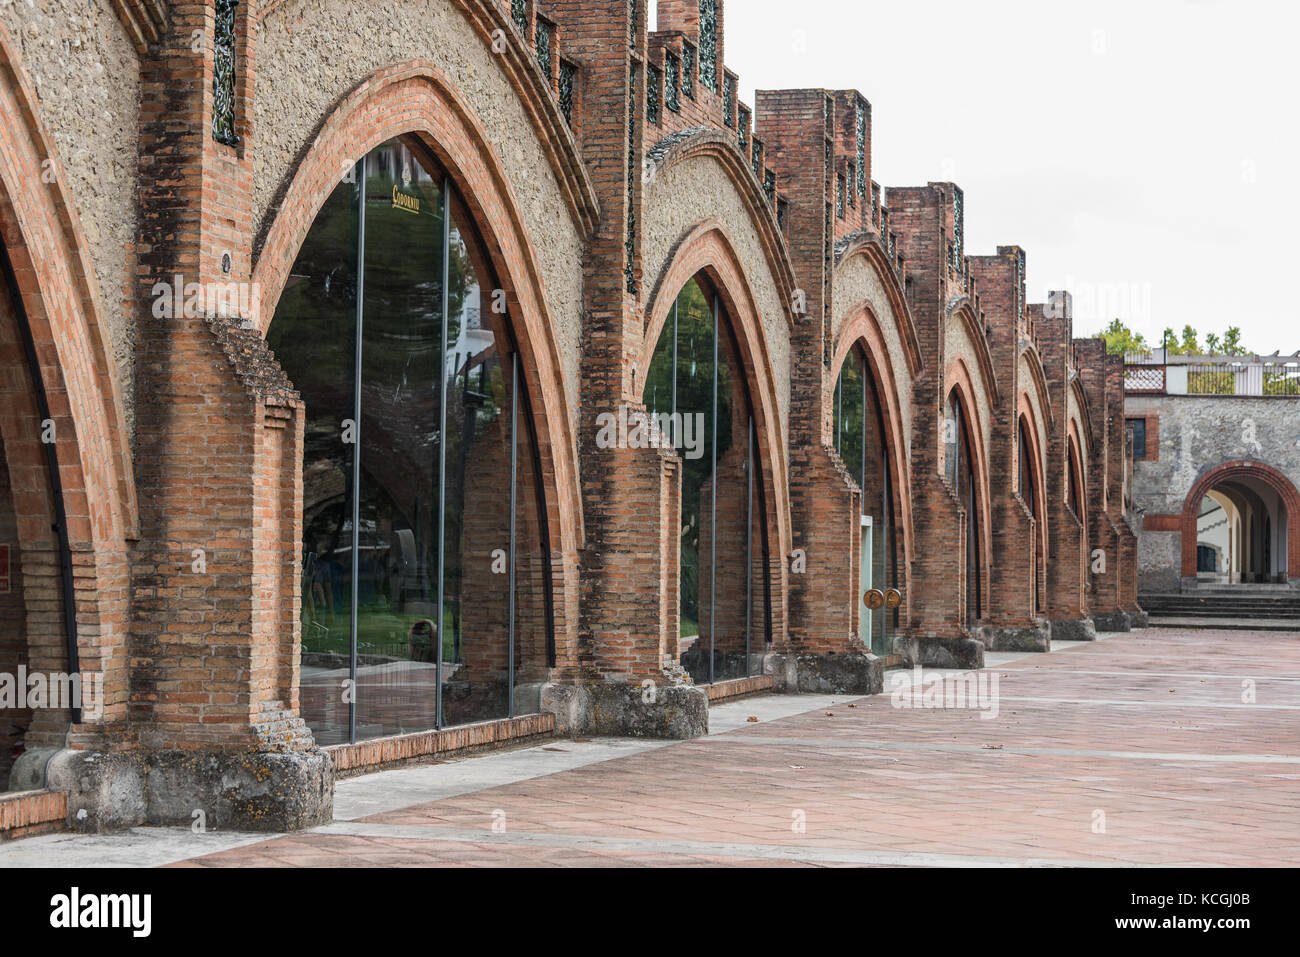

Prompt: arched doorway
[
  {"left": 642, "top": 275, "right": 770, "bottom": 685},
  {"left": 1193, "top": 475, "right": 1289, "bottom": 584},
  {"left": 945, "top": 388, "right": 983, "bottom": 626},
  {"left": 268, "top": 135, "right": 554, "bottom": 745},
  {"left": 832, "top": 343, "right": 901, "bottom": 653},
  {"left": 1018, "top": 414, "right": 1045, "bottom": 615},
  {"left": 1180, "top": 461, "right": 1299, "bottom": 585}
]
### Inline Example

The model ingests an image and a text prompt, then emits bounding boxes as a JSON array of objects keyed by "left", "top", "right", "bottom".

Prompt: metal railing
[{"left": 1125, "top": 358, "right": 1300, "bottom": 396}]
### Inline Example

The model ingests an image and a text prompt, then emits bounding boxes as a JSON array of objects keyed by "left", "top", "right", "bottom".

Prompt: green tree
[
  {"left": 1161, "top": 327, "right": 1180, "bottom": 353},
  {"left": 1098, "top": 318, "right": 1148, "bottom": 356},
  {"left": 1222, "top": 326, "right": 1248, "bottom": 355},
  {"left": 1204, "top": 332, "right": 1221, "bottom": 354},
  {"left": 1180, "top": 325, "right": 1200, "bottom": 355}
]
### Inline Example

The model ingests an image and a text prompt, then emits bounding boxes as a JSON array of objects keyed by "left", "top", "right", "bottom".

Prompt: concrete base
[
  {"left": 973, "top": 622, "right": 1052, "bottom": 653},
  {"left": 763, "top": 652, "right": 884, "bottom": 695},
  {"left": 897, "top": 635, "right": 985, "bottom": 669},
  {"left": 1128, "top": 609, "right": 1150, "bottom": 628},
  {"left": 1050, "top": 618, "right": 1098, "bottom": 642},
  {"left": 11, "top": 746, "right": 333, "bottom": 833},
  {"left": 540, "top": 681, "right": 708, "bottom": 739},
  {"left": 1091, "top": 611, "right": 1132, "bottom": 633}
]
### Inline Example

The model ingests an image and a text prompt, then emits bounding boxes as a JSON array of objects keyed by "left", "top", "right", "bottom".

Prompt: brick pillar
[
  {"left": 753, "top": 89, "right": 884, "bottom": 694},
  {"left": 1076, "top": 340, "right": 1130, "bottom": 631},
  {"left": 42, "top": 0, "right": 331, "bottom": 832},
  {"left": 1037, "top": 295, "right": 1096, "bottom": 642},
  {"left": 540, "top": 1, "right": 705, "bottom": 737},
  {"left": 970, "top": 247, "right": 1051, "bottom": 652},
  {"left": 887, "top": 184, "right": 984, "bottom": 668}
]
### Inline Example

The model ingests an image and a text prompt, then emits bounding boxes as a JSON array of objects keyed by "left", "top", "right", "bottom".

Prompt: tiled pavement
[{"left": 4, "top": 626, "right": 1298, "bottom": 868}]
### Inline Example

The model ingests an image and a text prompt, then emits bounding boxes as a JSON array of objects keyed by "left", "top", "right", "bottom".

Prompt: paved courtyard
[{"left": 4, "top": 627, "right": 1298, "bottom": 868}]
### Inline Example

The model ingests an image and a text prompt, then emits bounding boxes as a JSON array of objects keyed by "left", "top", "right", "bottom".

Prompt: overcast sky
[{"left": 651, "top": 1, "right": 1298, "bottom": 354}]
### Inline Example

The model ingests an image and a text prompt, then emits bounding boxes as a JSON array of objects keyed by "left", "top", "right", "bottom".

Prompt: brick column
[
  {"left": 540, "top": 1, "right": 706, "bottom": 737},
  {"left": 1037, "top": 295, "right": 1096, "bottom": 642},
  {"left": 970, "top": 247, "right": 1051, "bottom": 652},
  {"left": 888, "top": 184, "right": 984, "bottom": 668},
  {"left": 43, "top": 0, "right": 332, "bottom": 832}
]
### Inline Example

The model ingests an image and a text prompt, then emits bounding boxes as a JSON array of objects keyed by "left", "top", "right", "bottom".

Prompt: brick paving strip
[{"left": 3, "top": 627, "right": 1298, "bottom": 868}]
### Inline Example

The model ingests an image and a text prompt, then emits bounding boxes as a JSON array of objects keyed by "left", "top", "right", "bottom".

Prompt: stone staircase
[{"left": 1139, "top": 587, "right": 1300, "bottom": 629}]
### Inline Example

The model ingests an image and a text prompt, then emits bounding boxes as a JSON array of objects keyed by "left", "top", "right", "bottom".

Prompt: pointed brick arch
[
  {"left": 1181, "top": 460, "right": 1300, "bottom": 580},
  {"left": 828, "top": 304, "right": 916, "bottom": 599},
  {"left": 640, "top": 220, "right": 793, "bottom": 639},
  {"left": 250, "top": 60, "right": 591, "bottom": 672},
  {"left": 0, "top": 22, "right": 136, "bottom": 735}
]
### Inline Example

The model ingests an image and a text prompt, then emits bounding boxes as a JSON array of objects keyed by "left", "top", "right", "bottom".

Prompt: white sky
[{"left": 650, "top": 0, "right": 1298, "bottom": 354}]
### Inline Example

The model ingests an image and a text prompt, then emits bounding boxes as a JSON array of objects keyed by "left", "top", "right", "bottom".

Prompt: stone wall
[{"left": 1128, "top": 392, "right": 1300, "bottom": 591}]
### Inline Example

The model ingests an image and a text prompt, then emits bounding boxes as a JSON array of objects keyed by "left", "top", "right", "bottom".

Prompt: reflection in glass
[
  {"left": 268, "top": 172, "right": 359, "bottom": 746},
  {"left": 833, "top": 346, "right": 899, "bottom": 655},
  {"left": 272, "top": 136, "right": 552, "bottom": 744},
  {"left": 642, "top": 277, "right": 768, "bottom": 684}
]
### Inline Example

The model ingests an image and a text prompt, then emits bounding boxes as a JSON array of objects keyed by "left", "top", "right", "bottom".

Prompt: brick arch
[
  {"left": 1067, "top": 420, "right": 1087, "bottom": 522},
  {"left": 643, "top": 131, "right": 798, "bottom": 325},
  {"left": 943, "top": 359, "right": 994, "bottom": 578},
  {"left": 639, "top": 220, "right": 793, "bottom": 635},
  {"left": 833, "top": 237, "right": 925, "bottom": 379},
  {"left": 250, "top": 61, "right": 586, "bottom": 628},
  {"left": 827, "top": 304, "right": 916, "bottom": 598},
  {"left": 1016, "top": 395, "right": 1049, "bottom": 556},
  {"left": 0, "top": 22, "right": 135, "bottom": 731},
  {"left": 1180, "top": 460, "right": 1300, "bottom": 580}
]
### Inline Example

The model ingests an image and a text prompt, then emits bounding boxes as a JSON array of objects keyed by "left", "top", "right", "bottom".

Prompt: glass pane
[
  {"left": 745, "top": 417, "right": 770, "bottom": 670},
  {"left": 705, "top": 312, "right": 751, "bottom": 682},
  {"left": 674, "top": 280, "right": 714, "bottom": 684},
  {"left": 354, "top": 138, "right": 444, "bottom": 740},
  {"left": 268, "top": 171, "right": 359, "bottom": 747},
  {"left": 442, "top": 194, "right": 511, "bottom": 725},
  {"left": 512, "top": 354, "right": 551, "bottom": 714}
]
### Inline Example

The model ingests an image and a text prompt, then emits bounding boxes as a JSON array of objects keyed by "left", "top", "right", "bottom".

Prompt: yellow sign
[{"left": 392, "top": 185, "right": 420, "bottom": 214}]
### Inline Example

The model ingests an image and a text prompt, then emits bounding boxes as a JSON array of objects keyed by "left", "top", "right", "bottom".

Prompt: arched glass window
[
  {"left": 1067, "top": 442, "right": 1082, "bottom": 520},
  {"left": 269, "top": 136, "right": 552, "bottom": 745},
  {"left": 832, "top": 345, "right": 899, "bottom": 653},
  {"left": 1018, "top": 416, "right": 1042, "bottom": 615},
  {"left": 945, "top": 390, "right": 982, "bottom": 624},
  {"left": 642, "top": 277, "right": 769, "bottom": 685}
]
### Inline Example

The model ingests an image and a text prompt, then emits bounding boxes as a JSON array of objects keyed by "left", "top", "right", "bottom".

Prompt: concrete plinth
[
  {"left": 540, "top": 681, "right": 708, "bottom": 739},
  {"left": 11, "top": 746, "right": 333, "bottom": 833},
  {"left": 763, "top": 652, "right": 884, "bottom": 695},
  {"left": 1091, "top": 611, "right": 1132, "bottom": 633},
  {"left": 1050, "top": 618, "right": 1098, "bottom": 642},
  {"left": 900, "top": 635, "right": 986, "bottom": 669},
  {"left": 973, "top": 622, "right": 1052, "bottom": 653}
]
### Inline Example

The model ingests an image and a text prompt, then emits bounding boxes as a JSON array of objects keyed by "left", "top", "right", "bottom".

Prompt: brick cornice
[{"left": 109, "top": 0, "right": 168, "bottom": 55}]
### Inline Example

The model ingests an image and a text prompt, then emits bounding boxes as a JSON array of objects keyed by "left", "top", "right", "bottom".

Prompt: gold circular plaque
[
  {"left": 884, "top": 588, "right": 903, "bottom": 609},
  {"left": 864, "top": 589, "right": 885, "bottom": 610}
]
